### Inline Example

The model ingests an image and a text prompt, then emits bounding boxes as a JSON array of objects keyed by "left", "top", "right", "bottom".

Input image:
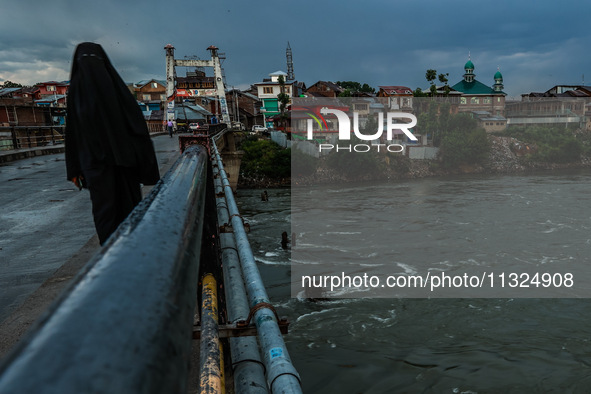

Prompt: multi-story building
[
  {"left": 506, "top": 85, "right": 591, "bottom": 128},
  {"left": 36, "top": 81, "right": 69, "bottom": 98},
  {"left": 134, "top": 79, "right": 167, "bottom": 109},
  {"left": 225, "top": 89, "right": 263, "bottom": 130},
  {"left": 254, "top": 71, "right": 302, "bottom": 127}
]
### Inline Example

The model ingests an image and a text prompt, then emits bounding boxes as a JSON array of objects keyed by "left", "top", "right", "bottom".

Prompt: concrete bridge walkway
[{"left": 0, "top": 134, "right": 181, "bottom": 357}]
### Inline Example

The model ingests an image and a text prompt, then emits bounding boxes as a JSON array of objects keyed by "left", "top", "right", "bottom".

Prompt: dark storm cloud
[{"left": 1, "top": 0, "right": 590, "bottom": 96}]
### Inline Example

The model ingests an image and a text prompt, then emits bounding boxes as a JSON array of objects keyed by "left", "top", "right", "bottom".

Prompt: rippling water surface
[{"left": 236, "top": 170, "right": 591, "bottom": 393}]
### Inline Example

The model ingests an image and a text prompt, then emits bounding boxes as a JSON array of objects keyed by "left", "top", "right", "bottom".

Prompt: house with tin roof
[
  {"left": 377, "top": 86, "right": 413, "bottom": 111},
  {"left": 306, "top": 81, "right": 344, "bottom": 98}
]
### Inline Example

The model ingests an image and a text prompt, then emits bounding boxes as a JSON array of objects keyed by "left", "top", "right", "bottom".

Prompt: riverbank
[{"left": 239, "top": 135, "right": 591, "bottom": 188}]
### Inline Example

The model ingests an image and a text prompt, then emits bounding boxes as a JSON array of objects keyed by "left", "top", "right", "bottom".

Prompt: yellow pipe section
[{"left": 199, "top": 273, "right": 225, "bottom": 393}]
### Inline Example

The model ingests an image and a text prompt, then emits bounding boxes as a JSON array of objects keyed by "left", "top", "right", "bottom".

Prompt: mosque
[
  {"left": 448, "top": 56, "right": 507, "bottom": 131},
  {"left": 451, "top": 56, "right": 506, "bottom": 115}
]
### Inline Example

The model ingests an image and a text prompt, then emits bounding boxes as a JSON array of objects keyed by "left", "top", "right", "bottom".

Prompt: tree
[
  {"left": 240, "top": 139, "right": 291, "bottom": 179},
  {"left": 338, "top": 88, "right": 352, "bottom": 97},
  {"left": 425, "top": 69, "right": 437, "bottom": 96},
  {"left": 2, "top": 80, "right": 23, "bottom": 88},
  {"left": 438, "top": 73, "right": 450, "bottom": 96},
  {"left": 277, "top": 75, "right": 290, "bottom": 129},
  {"left": 439, "top": 113, "right": 490, "bottom": 168},
  {"left": 413, "top": 87, "right": 428, "bottom": 97},
  {"left": 424, "top": 69, "right": 450, "bottom": 97},
  {"left": 336, "top": 81, "right": 375, "bottom": 94}
]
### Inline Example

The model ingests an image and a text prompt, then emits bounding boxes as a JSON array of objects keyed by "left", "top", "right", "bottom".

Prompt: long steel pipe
[
  {"left": 211, "top": 142, "right": 302, "bottom": 394},
  {"left": 0, "top": 144, "right": 209, "bottom": 394},
  {"left": 212, "top": 164, "right": 269, "bottom": 393}
]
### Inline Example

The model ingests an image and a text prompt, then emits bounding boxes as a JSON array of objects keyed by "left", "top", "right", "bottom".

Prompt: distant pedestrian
[
  {"left": 66, "top": 42, "right": 160, "bottom": 245},
  {"left": 281, "top": 231, "right": 289, "bottom": 249},
  {"left": 167, "top": 120, "right": 173, "bottom": 137},
  {"left": 261, "top": 190, "right": 269, "bottom": 201}
]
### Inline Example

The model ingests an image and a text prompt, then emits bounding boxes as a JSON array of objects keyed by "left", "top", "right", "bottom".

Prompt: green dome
[
  {"left": 494, "top": 70, "right": 503, "bottom": 80},
  {"left": 465, "top": 59, "right": 474, "bottom": 70}
]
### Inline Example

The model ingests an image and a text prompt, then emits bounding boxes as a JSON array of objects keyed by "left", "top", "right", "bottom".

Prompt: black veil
[{"left": 66, "top": 42, "right": 160, "bottom": 185}]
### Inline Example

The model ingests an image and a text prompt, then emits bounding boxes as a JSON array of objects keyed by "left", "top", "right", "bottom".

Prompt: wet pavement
[{"left": 0, "top": 134, "right": 181, "bottom": 323}]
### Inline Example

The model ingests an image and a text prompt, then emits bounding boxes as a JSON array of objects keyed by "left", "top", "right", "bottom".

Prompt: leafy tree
[
  {"left": 336, "top": 81, "right": 375, "bottom": 94},
  {"left": 338, "top": 88, "right": 352, "bottom": 97},
  {"left": 360, "top": 83, "right": 375, "bottom": 93},
  {"left": 438, "top": 73, "right": 450, "bottom": 96},
  {"left": 277, "top": 75, "right": 290, "bottom": 129},
  {"left": 439, "top": 114, "right": 490, "bottom": 168},
  {"left": 424, "top": 69, "right": 450, "bottom": 97},
  {"left": 2, "top": 80, "right": 22, "bottom": 88},
  {"left": 240, "top": 139, "right": 291, "bottom": 179},
  {"left": 417, "top": 100, "right": 438, "bottom": 141},
  {"left": 504, "top": 125, "right": 583, "bottom": 163},
  {"left": 425, "top": 69, "right": 437, "bottom": 96},
  {"left": 413, "top": 87, "right": 428, "bottom": 97}
]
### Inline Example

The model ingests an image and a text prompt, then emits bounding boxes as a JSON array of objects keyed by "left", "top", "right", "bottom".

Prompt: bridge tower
[{"left": 164, "top": 44, "right": 231, "bottom": 124}]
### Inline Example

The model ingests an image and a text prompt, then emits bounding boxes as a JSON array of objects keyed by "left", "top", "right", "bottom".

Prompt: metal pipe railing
[
  {"left": 212, "top": 163, "right": 269, "bottom": 394},
  {"left": 199, "top": 273, "right": 224, "bottom": 392},
  {"left": 0, "top": 144, "right": 209, "bottom": 394},
  {"left": 211, "top": 142, "right": 302, "bottom": 394}
]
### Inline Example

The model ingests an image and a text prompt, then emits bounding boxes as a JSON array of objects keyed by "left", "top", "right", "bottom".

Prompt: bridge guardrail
[
  {"left": 0, "top": 126, "right": 65, "bottom": 150},
  {"left": 0, "top": 144, "right": 209, "bottom": 394}
]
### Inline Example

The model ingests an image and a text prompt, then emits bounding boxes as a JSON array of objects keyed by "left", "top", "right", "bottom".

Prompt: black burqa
[{"left": 66, "top": 42, "right": 160, "bottom": 245}]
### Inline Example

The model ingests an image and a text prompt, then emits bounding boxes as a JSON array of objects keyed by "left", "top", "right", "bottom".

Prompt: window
[
  {"left": 263, "top": 87, "right": 273, "bottom": 94},
  {"left": 285, "top": 86, "right": 291, "bottom": 94},
  {"left": 46, "top": 85, "right": 56, "bottom": 92},
  {"left": 460, "top": 97, "right": 467, "bottom": 104},
  {"left": 143, "top": 94, "right": 150, "bottom": 101},
  {"left": 152, "top": 82, "right": 158, "bottom": 88},
  {"left": 483, "top": 97, "right": 491, "bottom": 104},
  {"left": 471, "top": 97, "right": 479, "bottom": 104}
]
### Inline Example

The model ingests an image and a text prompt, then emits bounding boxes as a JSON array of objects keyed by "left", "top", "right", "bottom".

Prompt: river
[{"left": 236, "top": 169, "right": 591, "bottom": 393}]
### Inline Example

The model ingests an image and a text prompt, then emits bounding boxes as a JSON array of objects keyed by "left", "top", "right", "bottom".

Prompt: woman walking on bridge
[{"left": 66, "top": 42, "right": 160, "bottom": 245}]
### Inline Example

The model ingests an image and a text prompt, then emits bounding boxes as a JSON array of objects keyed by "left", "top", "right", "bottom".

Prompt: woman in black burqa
[{"left": 66, "top": 42, "right": 160, "bottom": 245}]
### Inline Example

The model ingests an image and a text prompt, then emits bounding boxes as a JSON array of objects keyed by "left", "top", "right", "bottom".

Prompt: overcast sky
[{"left": 1, "top": 0, "right": 590, "bottom": 98}]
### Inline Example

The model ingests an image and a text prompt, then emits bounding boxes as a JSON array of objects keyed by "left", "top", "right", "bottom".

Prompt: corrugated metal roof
[
  {"left": 136, "top": 79, "right": 166, "bottom": 87},
  {"left": 0, "top": 88, "right": 21, "bottom": 97},
  {"left": 240, "top": 91, "right": 260, "bottom": 101},
  {"left": 186, "top": 104, "right": 213, "bottom": 116},
  {"left": 174, "top": 105, "right": 209, "bottom": 121},
  {"left": 378, "top": 86, "right": 413, "bottom": 95},
  {"left": 35, "top": 94, "right": 66, "bottom": 103}
]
